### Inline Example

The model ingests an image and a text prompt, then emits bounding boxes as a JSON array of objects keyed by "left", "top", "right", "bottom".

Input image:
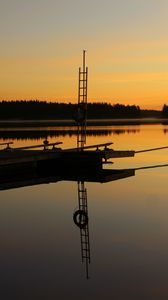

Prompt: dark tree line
[
  {"left": 0, "top": 101, "right": 75, "bottom": 120},
  {"left": 87, "top": 103, "right": 140, "bottom": 118},
  {"left": 0, "top": 100, "right": 141, "bottom": 120},
  {"left": 162, "top": 104, "right": 168, "bottom": 117}
]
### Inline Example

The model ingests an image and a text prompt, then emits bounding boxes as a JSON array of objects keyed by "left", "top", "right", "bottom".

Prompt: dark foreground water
[{"left": 1, "top": 124, "right": 168, "bottom": 299}]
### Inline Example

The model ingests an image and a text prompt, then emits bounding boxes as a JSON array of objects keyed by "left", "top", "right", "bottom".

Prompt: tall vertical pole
[
  {"left": 76, "top": 50, "right": 88, "bottom": 149},
  {"left": 83, "top": 50, "right": 86, "bottom": 73}
]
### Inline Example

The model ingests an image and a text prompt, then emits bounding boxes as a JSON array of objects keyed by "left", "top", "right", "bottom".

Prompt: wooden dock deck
[
  {"left": 0, "top": 141, "right": 135, "bottom": 177},
  {"left": 2, "top": 140, "right": 166, "bottom": 166}
]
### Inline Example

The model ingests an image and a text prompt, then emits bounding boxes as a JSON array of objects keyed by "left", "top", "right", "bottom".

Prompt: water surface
[{"left": 1, "top": 124, "right": 168, "bottom": 299}]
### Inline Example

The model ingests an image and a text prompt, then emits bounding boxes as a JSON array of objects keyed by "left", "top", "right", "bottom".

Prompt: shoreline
[{"left": 0, "top": 118, "right": 168, "bottom": 128}]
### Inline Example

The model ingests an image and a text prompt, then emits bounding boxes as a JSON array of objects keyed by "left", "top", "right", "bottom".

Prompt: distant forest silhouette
[
  {"left": 0, "top": 100, "right": 166, "bottom": 120},
  {"left": 162, "top": 105, "right": 168, "bottom": 117}
]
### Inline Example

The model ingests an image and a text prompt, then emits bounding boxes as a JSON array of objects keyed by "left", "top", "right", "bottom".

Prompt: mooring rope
[
  {"left": 135, "top": 146, "right": 168, "bottom": 154},
  {"left": 135, "top": 163, "right": 168, "bottom": 171}
]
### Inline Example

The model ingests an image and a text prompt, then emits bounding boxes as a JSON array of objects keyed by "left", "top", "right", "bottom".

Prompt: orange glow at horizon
[
  {"left": 0, "top": 43, "right": 168, "bottom": 109},
  {"left": 1, "top": 60, "right": 168, "bottom": 110},
  {"left": 1, "top": 39, "right": 168, "bottom": 110}
]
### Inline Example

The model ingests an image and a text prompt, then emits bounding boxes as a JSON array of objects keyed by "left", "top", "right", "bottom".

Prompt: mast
[{"left": 76, "top": 50, "right": 88, "bottom": 149}]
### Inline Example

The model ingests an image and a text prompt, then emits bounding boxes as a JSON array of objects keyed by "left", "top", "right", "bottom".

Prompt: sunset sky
[{"left": 1, "top": 0, "right": 168, "bottom": 109}]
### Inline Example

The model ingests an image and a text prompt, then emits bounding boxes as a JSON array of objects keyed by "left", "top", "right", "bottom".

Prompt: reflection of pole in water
[
  {"left": 78, "top": 181, "right": 90, "bottom": 279},
  {"left": 73, "top": 181, "right": 91, "bottom": 279}
]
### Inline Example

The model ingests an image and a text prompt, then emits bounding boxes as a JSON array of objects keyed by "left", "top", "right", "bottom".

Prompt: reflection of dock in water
[{"left": 0, "top": 167, "right": 135, "bottom": 191}]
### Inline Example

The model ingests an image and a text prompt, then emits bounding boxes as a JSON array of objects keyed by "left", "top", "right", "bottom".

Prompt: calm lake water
[{"left": 1, "top": 124, "right": 168, "bottom": 299}]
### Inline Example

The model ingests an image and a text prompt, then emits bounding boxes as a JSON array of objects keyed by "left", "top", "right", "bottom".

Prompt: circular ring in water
[{"left": 73, "top": 210, "right": 88, "bottom": 229}]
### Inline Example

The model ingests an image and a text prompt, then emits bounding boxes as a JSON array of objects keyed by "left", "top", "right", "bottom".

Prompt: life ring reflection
[{"left": 73, "top": 209, "right": 88, "bottom": 229}]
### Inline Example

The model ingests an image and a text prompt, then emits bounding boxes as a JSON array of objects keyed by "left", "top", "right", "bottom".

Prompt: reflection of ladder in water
[
  {"left": 77, "top": 50, "right": 88, "bottom": 149},
  {"left": 78, "top": 181, "right": 91, "bottom": 279}
]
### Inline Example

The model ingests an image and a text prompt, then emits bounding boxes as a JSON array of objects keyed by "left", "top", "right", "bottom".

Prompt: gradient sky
[{"left": 1, "top": 0, "right": 168, "bottom": 109}]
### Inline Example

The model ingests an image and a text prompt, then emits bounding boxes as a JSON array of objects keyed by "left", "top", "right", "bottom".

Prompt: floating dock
[{"left": 0, "top": 141, "right": 135, "bottom": 177}]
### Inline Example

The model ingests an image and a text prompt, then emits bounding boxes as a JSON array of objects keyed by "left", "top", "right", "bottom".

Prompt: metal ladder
[{"left": 77, "top": 50, "right": 88, "bottom": 149}]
